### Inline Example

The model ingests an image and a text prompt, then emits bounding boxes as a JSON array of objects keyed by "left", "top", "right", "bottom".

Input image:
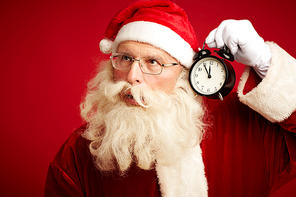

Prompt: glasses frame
[{"left": 110, "top": 53, "right": 179, "bottom": 75}]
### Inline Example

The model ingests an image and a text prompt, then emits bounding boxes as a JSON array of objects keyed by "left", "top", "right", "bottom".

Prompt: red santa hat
[{"left": 99, "top": 0, "right": 198, "bottom": 68}]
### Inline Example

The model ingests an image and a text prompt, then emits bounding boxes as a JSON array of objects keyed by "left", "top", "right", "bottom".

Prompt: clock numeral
[
  {"left": 198, "top": 67, "right": 202, "bottom": 72},
  {"left": 194, "top": 73, "right": 198, "bottom": 77},
  {"left": 222, "top": 75, "right": 225, "bottom": 80},
  {"left": 219, "top": 82, "right": 222, "bottom": 86},
  {"left": 207, "top": 88, "right": 210, "bottom": 92},
  {"left": 196, "top": 81, "right": 199, "bottom": 85},
  {"left": 210, "top": 61, "right": 213, "bottom": 65},
  {"left": 201, "top": 85, "right": 204, "bottom": 90},
  {"left": 215, "top": 87, "right": 217, "bottom": 91}
]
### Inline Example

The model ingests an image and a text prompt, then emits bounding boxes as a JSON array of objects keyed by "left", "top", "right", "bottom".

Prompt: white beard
[{"left": 80, "top": 60, "right": 205, "bottom": 173}]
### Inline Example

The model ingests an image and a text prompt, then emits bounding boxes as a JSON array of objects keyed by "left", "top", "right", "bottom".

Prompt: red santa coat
[{"left": 44, "top": 42, "right": 296, "bottom": 196}]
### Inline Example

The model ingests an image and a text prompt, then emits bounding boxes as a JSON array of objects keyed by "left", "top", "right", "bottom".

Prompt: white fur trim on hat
[{"left": 112, "top": 21, "right": 195, "bottom": 68}]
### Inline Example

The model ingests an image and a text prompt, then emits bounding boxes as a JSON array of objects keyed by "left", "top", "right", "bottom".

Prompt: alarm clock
[{"left": 189, "top": 44, "right": 236, "bottom": 100}]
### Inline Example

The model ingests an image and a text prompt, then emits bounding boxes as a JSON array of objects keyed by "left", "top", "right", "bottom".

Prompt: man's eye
[
  {"left": 147, "top": 59, "right": 160, "bottom": 66},
  {"left": 122, "top": 55, "right": 131, "bottom": 61}
]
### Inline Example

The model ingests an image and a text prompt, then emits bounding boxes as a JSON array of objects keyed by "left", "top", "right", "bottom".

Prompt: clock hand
[
  {"left": 208, "top": 65, "right": 212, "bottom": 78},
  {"left": 203, "top": 64, "right": 210, "bottom": 78},
  {"left": 203, "top": 64, "right": 212, "bottom": 78}
]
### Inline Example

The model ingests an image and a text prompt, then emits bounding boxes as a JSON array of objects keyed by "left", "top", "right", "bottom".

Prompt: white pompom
[{"left": 99, "top": 39, "right": 113, "bottom": 54}]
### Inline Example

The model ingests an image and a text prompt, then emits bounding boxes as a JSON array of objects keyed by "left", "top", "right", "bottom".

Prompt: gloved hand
[{"left": 205, "top": 19, "right": 272, "bottom": 78}]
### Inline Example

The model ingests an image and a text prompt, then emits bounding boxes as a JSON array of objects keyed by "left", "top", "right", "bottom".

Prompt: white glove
[{"left": 205, "top": 19, "right": 272, "bottom": 78}]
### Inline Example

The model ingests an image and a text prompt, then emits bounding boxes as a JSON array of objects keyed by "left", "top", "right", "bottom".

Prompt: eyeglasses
[{"left": 110, "top": 53, "right": 179, "bottom": 75}]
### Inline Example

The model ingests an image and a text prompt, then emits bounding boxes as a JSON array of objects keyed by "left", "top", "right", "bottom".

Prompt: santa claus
[{"left": 44, "top": 0, "right": 296, "bottom": 196}]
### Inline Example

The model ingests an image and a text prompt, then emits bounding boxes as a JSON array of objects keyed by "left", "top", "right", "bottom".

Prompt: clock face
[{"left": 189, "top": 56, "right": 227, "bottom": 96}]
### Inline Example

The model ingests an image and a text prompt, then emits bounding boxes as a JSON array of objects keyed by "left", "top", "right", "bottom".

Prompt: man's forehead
[{"left": 117, "top": 41, "right": 177, "bottom": 61}]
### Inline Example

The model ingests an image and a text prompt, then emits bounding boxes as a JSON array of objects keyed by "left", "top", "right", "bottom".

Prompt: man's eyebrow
[
  {"left": 117, "top": 51, "right": 132, "bottom": 56},
  {"left": 116, "top": 51, "right": 164, "bottom": 60},
  {"left": 145, "top": 54, "right": 162, "bottom": 59},
  {"left": 144, "top": 52, "right": 167, "bottom": 61}
]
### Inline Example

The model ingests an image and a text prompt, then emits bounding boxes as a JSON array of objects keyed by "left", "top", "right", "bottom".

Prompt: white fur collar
[{"left": 156, "top": 144, "right": 208, "bottom": 197}]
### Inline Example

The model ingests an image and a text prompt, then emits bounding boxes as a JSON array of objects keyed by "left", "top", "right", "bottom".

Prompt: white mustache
[{"left": 104, "top": 80, "right": 158, "bottom": 108}]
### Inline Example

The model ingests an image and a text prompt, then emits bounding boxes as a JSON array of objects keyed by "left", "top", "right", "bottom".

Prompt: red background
[{"left": 1, "top": 0, "right": 296, "bottom": 196}]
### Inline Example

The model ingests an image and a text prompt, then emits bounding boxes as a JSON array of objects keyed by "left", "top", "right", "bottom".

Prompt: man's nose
[{"left": 127, "top": 60, "right": 143, "bottom": 85}]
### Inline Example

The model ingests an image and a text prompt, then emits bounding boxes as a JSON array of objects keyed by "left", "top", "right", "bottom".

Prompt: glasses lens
[
  {"left": 140, "top": 58, "right": 163, "bottom": 75},
  {"left": 111, "top": 54, "right": 132, "bottom": 71}
]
